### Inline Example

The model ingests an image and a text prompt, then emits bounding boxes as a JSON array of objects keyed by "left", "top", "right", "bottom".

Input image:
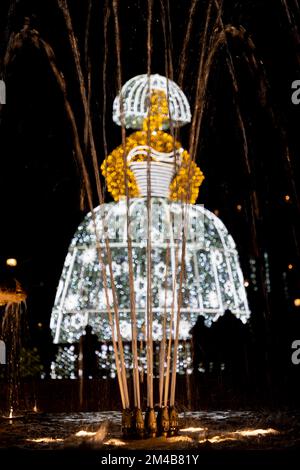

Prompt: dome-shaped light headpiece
[{"left": 113, "top": 73, "right": 191, "bottom": 130}]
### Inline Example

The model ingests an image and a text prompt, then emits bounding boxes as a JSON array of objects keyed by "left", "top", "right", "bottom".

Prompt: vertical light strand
[
  {"left": 112, "top": 0, "right": 140, "bottom": 410},
  {"left": 146, "top": 0, "right": 154, "bottom": 410},
  {"left": 167, "top": 0, "right": 215, "bottom": 405},
  {"left": 159, "top": 244, "right": 170, "bottom": 407},
  {"left": 102, "top": 0, "right": 110, "bottom": 197},
  {"left": 177, "top": 0, "right": 198, "bottom": 88},
  {"left": 56, "top": 0, "right": 129, "bottom": 408}
]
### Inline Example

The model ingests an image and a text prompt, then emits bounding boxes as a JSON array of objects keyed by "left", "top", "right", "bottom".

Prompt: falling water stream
[{"left": 1, "top": 296, "right": 26, "bottom": 417}]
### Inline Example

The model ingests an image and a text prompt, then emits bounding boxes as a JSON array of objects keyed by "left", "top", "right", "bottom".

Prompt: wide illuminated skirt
[{"left": 50, "top": 197, "right": 250, "bottom": 378}]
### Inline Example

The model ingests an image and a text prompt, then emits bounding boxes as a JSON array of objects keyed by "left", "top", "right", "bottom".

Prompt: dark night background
[{"left": 0, "top": 0, "right": 300, "bottom": 406}]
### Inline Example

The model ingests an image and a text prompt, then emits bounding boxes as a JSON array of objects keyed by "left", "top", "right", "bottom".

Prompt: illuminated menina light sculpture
[{"left": 50, "top": 74, "right": 250, "bottom": 384}]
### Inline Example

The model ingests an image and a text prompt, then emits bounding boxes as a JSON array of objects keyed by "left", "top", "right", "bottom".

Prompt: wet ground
[{"left": 0, "top": 410, "right": 300, "bottom": 467}]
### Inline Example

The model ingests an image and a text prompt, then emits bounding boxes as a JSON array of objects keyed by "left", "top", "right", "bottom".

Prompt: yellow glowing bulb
[
  {"left": 288, "top": 264, "right": 293, "bottom": 270},
  {"left": 236, "top": 204, "right": 242, "bottom": 211},
  {"left": 6, "top": 258, "right": 17, "bottom": 267},
  {"left": 285, "top": 195, "right": 290, "bottom": 202},
  {"left": 244, "top": 280, "right": 249, "bottom": 287},
  {"left": 294, "top": 299, "right": 300, "bottom": 307}
]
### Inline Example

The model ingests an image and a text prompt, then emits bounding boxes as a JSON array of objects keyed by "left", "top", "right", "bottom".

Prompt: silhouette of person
[
  {"left": 212, "top": 309, "right": 246, "bottom": 387},
  {"left": 190, "top": 315, "right": 210, "bottom": 374},
  {"left": 79, "top": 325, "right": 99, "bottom": 379}
]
